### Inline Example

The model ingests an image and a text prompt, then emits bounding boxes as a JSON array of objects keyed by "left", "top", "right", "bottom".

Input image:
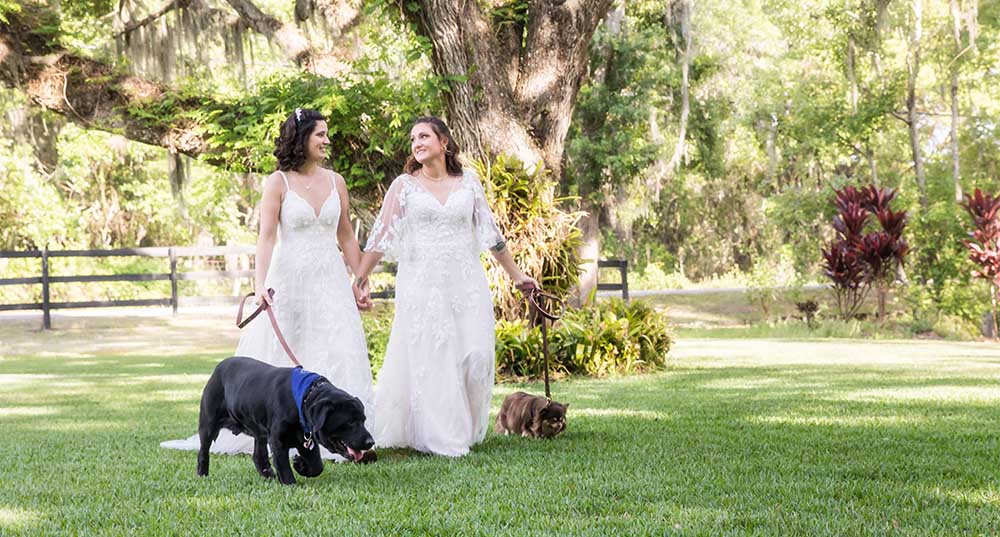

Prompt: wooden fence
[
  {"left": 0, "top": 246, "right": 258, "bottom": 329},
  {"left": 0, "top": 246, "right": 628, "bottom": 328}
]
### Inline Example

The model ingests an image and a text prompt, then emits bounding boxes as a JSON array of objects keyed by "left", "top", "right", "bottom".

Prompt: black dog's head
[{"left": 305, "top": 383, "right": 374, "bottom": 462}]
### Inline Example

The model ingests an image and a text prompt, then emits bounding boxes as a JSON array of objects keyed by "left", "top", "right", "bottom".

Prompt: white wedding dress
[
  {"left": 161, "top": 170, "right": 375, "bottom": 460},
  {"left": 365, "top": 170, "right": 503, "bottom": 457}
]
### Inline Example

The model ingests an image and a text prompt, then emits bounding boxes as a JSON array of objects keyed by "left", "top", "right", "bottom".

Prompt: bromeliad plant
[
  {"left": 822, "top": 186, "right": 908, "bottom": 321},
  {"left": 960, "top": 188, "right": 1000, "bottom": 339},
  {"left": 474, "top": 155, "right": 584, "bottom": 321}
]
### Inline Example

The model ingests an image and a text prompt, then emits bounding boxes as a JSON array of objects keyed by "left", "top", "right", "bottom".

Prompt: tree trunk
[
  {"left": 949, "top": 0, "right": 964, "bottom": 203},
  {"left": 847, "top": 35, "right": 858, "bottom": 115},
  {"left": 572, "top": 0, "right": 625, "bottom": 304},
  {"left": 397, "top": 0, "right": 615, "bottom": 177},
  {"left": 665, "top": 0, "right": 692, "bottom": 190},
  {"left": 906, "top": 0, "right": 927, "bottom": 208}
]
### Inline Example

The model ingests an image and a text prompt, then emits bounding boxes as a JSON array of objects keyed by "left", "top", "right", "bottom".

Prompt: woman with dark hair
[
  {"left": 163, "top": 108, "right": 375, "bottom": 460},
  {"left": 354, "top": 116, "right": 537, "bottom": 457}
]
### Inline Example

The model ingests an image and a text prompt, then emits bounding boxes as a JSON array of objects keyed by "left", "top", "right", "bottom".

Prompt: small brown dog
[{"left": 495, "top": 392, "right": 568, "bottom": 438}]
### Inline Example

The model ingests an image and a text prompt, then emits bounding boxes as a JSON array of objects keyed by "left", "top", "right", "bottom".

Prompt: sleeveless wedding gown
[
  {"left": 161, "top": 170, "right": 375, "bottom": 460},
  {"left": 365, "top": 170, "right": 504, "bottom": 457}
]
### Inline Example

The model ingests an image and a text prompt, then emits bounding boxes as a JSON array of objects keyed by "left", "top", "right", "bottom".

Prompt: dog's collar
[{"left": 290, "top": 367, "right": 324, "bottom": 438}]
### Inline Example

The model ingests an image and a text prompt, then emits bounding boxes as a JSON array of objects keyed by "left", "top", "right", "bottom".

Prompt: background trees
[{"left": 1, "top": 0, "right": 999, "bottom": 325}]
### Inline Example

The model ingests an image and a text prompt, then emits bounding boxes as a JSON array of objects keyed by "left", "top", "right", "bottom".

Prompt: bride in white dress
[
  {"left": 355, "top": 116, "right": 538, "bottom": 457},
  {"left": 162, "top": 109, "right": 375, "bottom": 460}
]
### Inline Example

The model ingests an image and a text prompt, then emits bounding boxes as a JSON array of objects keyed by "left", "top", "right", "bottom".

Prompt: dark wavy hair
[
  {"left": 403, "top": 116, "right": 463, "bottom": 176},
  {"left": 273, "top": 108, "right": 326, "bottom": 171}
]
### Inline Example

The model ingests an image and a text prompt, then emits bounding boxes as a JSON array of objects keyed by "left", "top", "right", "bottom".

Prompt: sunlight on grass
[
  {"left": 0, "top": 506, "right": 42, "bottom": 532},
  {"left": 701, "top": 377, "right": 808, "bottom": 389},
  {"left": 573, "top": 408, "right": 667, "bottom": 419},
  {"left": 35, "top": 351, "right": 97, "bottom": 359},
  {"left": 845, "top": 386, "right": 1000, "bottom": 403},
  {"left": 936, "top": 486, "right": 1000, "bottom": 507},
  {"left": 0, "top": 374, "right": 58, "bottom": 386},
  {"left": 153, "top": 389, "right": 203, "bottom": 402},
  {"left": 748, "top": 414, "right": 933, "bottom": 427},
  {"left": 0, "top": 406, "right": 58, "bottom": 417}
]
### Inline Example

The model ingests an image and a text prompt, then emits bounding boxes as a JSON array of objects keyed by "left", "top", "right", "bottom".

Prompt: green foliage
[
  {"left": 360, "top": 303, "right": 394, "bottom": 377},
  {"left": 495, "top": 299, "right": 672, "bottom": 378},
  {"left": 907, "top": 201, "right": 985, "bottom": 323},
  {"left": 494, "top": 318, "right": 545, "bottom": 378},
  {"left": 0, "top": 0, "right": 21, "bottom": 23},
  {"left": 474, "top": 155, "right": 583, "bottom": 321},
  {"left": 181, "top": 72, "right": 436, "bottom": 189},
  {"left": 745, "top": 246, "right": 798, "bottom": 320}
]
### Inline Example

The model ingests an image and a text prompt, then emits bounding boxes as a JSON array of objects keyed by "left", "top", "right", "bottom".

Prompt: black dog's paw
[
  {"left": 258, "top": 467, "right": 274, "bottom": 479},
  {"left": 292, "top": 455, "right": 308, "bottom": 475}
]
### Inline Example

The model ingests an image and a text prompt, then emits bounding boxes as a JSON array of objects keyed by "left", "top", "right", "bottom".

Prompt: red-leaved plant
[
  {"left": 960, "top": 188, "right": 1000, "bottom": 339},
  {"left": 822, "top": 185, "right": 909, "bottom": 321}
]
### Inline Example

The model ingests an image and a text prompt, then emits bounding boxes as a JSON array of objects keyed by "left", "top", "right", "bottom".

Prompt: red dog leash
[{"left": 236, "top": 288, "right": 302, "bottom": 367}]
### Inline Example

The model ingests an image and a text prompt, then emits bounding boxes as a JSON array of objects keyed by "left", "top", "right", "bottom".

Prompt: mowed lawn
[{"left": 2, "top": 315, "right": 1000, "bottom": 535}]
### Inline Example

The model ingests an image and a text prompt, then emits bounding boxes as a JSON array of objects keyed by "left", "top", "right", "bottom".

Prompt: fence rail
[
  {"left": 0, "top": 245, "right": 255, "bottom": 329},
  {"left": 1, "top": 246, "right": 630, "bottom": 328}
]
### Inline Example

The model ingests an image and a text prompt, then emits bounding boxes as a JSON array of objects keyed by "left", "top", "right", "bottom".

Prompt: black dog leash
[{"left": 525, "top": 285, "right": 565, "bottom": 400}]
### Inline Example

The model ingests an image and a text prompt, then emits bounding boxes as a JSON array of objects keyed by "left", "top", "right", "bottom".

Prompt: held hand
[
  {"left": 352, "top": 280, "right": 373, "bottom": 311},
  {"left": 355, "top": 276, "right": 371, "bottom": 294},
  {"left": 514, "top": 275, "right": 540, "bottom": 292},
  {"left": 255, "top": 286, "right": 273, "bottom": 306}
]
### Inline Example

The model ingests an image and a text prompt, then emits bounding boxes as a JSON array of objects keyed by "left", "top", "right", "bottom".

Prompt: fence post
[
  {"left": 169, "top": 247, "right": 178, "bottom": 316},
  {"left": 620, "top": 260, "right": 630, "bottom": 304},
  {"left": 41, "top": 247, "right": 51, "bottom": 329}
]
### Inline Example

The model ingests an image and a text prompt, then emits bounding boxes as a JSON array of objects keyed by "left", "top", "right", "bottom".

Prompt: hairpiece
[{"left": 294, "top": 108, "right": 302, "bottom": 123}]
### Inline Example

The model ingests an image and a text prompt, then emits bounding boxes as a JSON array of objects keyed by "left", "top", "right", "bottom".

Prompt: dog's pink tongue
[{"left": 347, "top": 447, "right": 363, "bottom": 462}]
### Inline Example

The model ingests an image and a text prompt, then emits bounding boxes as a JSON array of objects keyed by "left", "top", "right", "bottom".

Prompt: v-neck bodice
[{"left": 277, "top": 170, "right": 341, "bottom": 252}]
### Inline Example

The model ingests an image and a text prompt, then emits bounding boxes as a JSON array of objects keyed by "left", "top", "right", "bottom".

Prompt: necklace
[
  {"left": 421, "top": 169, "right": 448, "bottom": 182},
  {"left": 298, "top": 175, "right": 316, "bottom": 190}
]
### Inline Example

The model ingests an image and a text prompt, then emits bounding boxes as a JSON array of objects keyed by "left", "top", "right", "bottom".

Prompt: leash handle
[
  {"left": 237, "top": 288, "right": 274, "bottom": 328},
  {"left": 525, "top": 285, "right": 565, "bottom": 322},
  {"left": 236, "top": 288, "right": 302, "bottom": 367},
  {"left": 522, "top": 284, "right": 563, "bottom": 400}
]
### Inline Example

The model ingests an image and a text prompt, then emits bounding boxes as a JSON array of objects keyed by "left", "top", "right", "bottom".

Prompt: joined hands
[{"left": 353, "top": 277, "right": 373, "bottom": 311}]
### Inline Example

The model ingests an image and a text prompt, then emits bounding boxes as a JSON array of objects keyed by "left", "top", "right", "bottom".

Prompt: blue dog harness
[{"left": 290, "top": 367, "right": 321, "bottom": 447}]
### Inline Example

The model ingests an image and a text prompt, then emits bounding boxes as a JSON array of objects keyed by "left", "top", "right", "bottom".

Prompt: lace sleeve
[
  {"left": 468, "top": 171, "right": 506, "bottom": 252},
  {"left": 364, "top": 176, "right": 408, "bottom": 262}
]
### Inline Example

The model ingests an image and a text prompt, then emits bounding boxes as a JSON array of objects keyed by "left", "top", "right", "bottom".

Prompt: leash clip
[{"left": 303, "top": 433, "right": 314, "bottom": 450}]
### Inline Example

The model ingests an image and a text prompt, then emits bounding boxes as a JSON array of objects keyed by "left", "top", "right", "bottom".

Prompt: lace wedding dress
[
  {"left": 161, "top": 170, "right": 375, "bottom": 460},
  {"left": 365, "top": 170, "right": 503, "bottom": 457}
]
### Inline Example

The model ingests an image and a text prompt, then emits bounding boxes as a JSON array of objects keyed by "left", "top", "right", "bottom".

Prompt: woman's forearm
[
  {"left": 254, "top": 235, "right": 277, "bottom": 290},
  {"left": 340, "top": 238, "right": 363, "bottom": 275},
  {"left": 491, "top": 246, "right": 526, "bottom": 281},
  {"left": 355, "top": 251, "right": 384, "bottom": 282}
]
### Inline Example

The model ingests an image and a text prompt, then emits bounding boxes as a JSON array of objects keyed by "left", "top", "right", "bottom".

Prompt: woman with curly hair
[
  {"left": 162, "top": 108, "right": 375, "bottom": 461},
  {"left": 355, "top": 116, "right": 537, "bottom": 457}
]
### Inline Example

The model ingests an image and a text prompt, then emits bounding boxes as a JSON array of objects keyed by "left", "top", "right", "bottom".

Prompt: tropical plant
[
  {"left": 822, "top": 185, "right": 908, "bottom": 321},
  {"left": 493, "top": 299, "right": 671, "bottom": 378},
  {"left": 474, "top": 155, "right": 584, "bottom": 321},
  {"left": 960, "top": 188, "right": 1000, "bottom": 339}
]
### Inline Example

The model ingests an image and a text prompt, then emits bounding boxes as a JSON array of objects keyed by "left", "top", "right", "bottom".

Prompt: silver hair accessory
[{"left": 294, "top": 108, "right": 302, "bottom": 122}]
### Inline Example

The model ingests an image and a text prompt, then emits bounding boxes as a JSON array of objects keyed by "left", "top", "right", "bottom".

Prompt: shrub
[
  {"left": 474, "top": 155, "right": 583, "bottom": 321},
  {"left": 960, "top": 188, "right": 1000, "bottom": 338},
  {"left": 821, "top": 185, "right": 908, "bottom": 320},
  {"left": 493, "top": 299, "right": 672, "bottom": 378}
]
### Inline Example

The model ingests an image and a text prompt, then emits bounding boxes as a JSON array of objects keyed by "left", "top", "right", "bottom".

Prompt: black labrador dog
[{"left": 196, "top": 356, "right": 375, "bottom": 485}]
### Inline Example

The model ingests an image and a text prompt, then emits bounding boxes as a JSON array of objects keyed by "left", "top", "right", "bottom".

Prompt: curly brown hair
[
  {"left": 403, "top": 116, "right": 464, "bottom": 176},
  {"left": 273, "top": 108, "right": 326, "bottom": 171}
]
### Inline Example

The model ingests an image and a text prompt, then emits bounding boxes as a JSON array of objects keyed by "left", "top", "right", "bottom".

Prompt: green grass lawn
[{"left": 3, "top": 332, "right": 1000, "bottom": 535}]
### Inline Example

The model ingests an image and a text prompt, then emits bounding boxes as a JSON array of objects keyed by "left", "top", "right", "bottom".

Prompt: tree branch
[{"left": 223, "top": 0, "right": 312, "bottom": 65}]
